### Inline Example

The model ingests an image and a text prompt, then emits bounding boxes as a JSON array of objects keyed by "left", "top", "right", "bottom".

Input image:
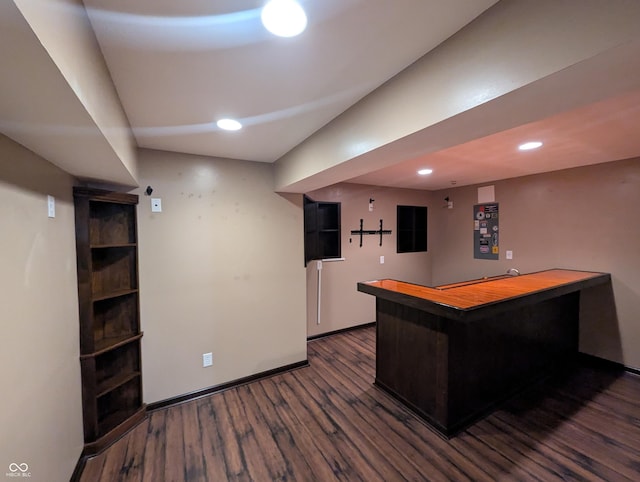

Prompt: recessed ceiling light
[
  {"left": 518, "top": 141, "right": 543, "bottom": 151},
  {"left": 418, "top": 168, "right": 433, "bottom": 175},
  {"left": 217, "top": 118, "right": 242, "bottom": 131},
  {"left": 261, "top": 0, "right": 307, "bottom": 38}
]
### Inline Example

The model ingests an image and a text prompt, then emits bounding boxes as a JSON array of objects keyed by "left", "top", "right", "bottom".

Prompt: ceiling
[
  {"left": 350, "top": 87, "right": 640, "bottom": 190},
  {"left": 2, "top": 0, "right": 640, "bottom": 191},
  {"left": 83, "top": 0, "right": 499, "bottom": 164}
]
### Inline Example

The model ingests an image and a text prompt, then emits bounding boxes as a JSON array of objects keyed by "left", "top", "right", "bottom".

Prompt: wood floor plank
[
  {"left": 299, "top": 356, "right": 452, "bottom": 481},
  {"left": 96, "top": 430, "right": 131, "bottom": 482},
  {"left": 310, "top": 338, "right": 485, "bottom": 481},
  {"left": 488, "top": 414, "right": 618, "bottom": 481},
  {"left": 243, "top": 381, "right": 317, "bottom": 481},
  {"left": 140, "top": 410, "right": 167, "bottom": 482},
  {"left": 291, "top": 367, "right": 410, "bottom": 481},
  {"left": 117, "top": 417, "right": 149, "bottom": 482},
  {"left": 79, "top": 326, "right": 640, "bottom": 482},
  {"left": 273, "top": 374, "right": 365, "bottom": 480},
  {"left": 221, "top": 387, "right": 286, "bottom": 481},
  {"left": 493, "top": 410, "right": 638, "bottom": 481},
  {"left": 549, "top": 389, "right": 640, "bottom": 444},
  {"left": 494, "top": 398, "right": 640, "bottom": 480},
  {"left": 195, "top": 397, "right": 234, "bottom": 482},
  {"left": 468, "top": 415, "right": 594, "bottom": 481},
  {"left": 448, "top": 430, "right": 544, "bottom": 482},
  {"left": 207, "top": 389, "right": 251, "bottom": 481},
  {"left": 506, "top": 379, "right": 640, "bottom": 453},
  {"left": 163, "top": 405, "right": 187, "bottom": 482},
  {"left": 259, "top": 376, "right": 346, "bottom": 481},
  {"left": 181, "top": 400, "right": 209, "bottom": 481}
]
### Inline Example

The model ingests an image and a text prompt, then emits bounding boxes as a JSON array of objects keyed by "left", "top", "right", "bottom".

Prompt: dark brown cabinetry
[
  {"left": 358, "top": 270, "right": 611, "bottom": 437},
  {"left": 397, "top": 205, "right": 427, "bottom": 253},
  {"left": 304, "top": 195, "right": 341, "bottom": 266},
  {"left": 73, "top": 188, "right": 145, "bottom": 455}
]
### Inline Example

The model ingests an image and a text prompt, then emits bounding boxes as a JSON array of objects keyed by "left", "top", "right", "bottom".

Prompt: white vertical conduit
[
  {"left": 316, "top": 258, "right": 345, "bottom": 325},
  {"left": 316, "top": 260, "right": 322, "bottom": 325}
]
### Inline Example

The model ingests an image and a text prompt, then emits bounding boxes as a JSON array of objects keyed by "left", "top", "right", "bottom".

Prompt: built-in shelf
[
  {"left": 82, "top": 332, "right": 144, "bottom": 358},
  {"left": 91, "top": 243, "right": 137, "bottom": 249},
  {"left": 97, "top": 372, "right": 142, "bottom": 399},
  {"left": 92, "top": 288, "right": 139, "bottom": 302},
  {"left": 304, "top": 195, "right": 341, "bottom": 266},
  {"left": 97, "top": 385, "right": 143, "bottom": 437},
  {"left": 74, "top": 187, "right": 145, "bottom": 455}
]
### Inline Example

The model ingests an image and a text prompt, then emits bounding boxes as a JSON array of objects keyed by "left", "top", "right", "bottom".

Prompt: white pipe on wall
[{"left": 316, "top": 260, "right": 322, "bottom": 325}]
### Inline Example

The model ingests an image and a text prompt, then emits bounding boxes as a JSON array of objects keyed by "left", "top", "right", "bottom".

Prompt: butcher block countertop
[{"left": 357, "top": 269, "right": 610, "bottom": 321}]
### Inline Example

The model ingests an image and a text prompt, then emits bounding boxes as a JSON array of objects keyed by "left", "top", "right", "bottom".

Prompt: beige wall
[
  {"left": 134, "top": 149, "right": 307, "bottom": 404},
  {"left": 305, "top": 183, "right": 435, "bottom": 337},
  {"left": 0, "top": 135, "right": 83, "bottom": 481},
  {"left": 430, "top": 158, "right": 640, "bottom": 369}
]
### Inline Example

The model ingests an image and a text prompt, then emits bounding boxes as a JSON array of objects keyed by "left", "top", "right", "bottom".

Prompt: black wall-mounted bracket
[{"left": 350, "top": 219, "right": 392, "bottom": 247}]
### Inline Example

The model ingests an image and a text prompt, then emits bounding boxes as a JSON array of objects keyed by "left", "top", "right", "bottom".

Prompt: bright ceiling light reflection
[
  {"left": 261, "top": 0, "right": 307, "bottom": 37},
  {"left": 418, "top": 168, "right": 433, "bottom": 175},
  {"left": 217, "top": 118, "right": 242, "bottom": 131},
  {"left": 518, "top": 141, "right": 543, "bottom": 151}
]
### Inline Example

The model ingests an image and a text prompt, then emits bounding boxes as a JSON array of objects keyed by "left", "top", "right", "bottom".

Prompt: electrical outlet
[
  {"left": 506, "top": 250, "right": 513, "bottom": 260},
  {"left": 380, "top": 255, "right": 385, "bottom": 264},
  {"left": 202, "top": 352, "right": 213, "bottom": 367}
]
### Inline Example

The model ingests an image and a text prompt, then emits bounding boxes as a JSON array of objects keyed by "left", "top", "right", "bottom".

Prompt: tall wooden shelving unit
[{"left": 73, "top": 187, "right": 145, "bottom": 455}]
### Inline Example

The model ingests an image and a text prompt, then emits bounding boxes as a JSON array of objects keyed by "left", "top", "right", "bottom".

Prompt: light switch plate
[
  {"left": 151, "top": 198, "right": 162, "bottom": 212},
  {"left": 47, "top": 195, "right": 55, "bottom": 218},
  {"left": 506, "top": 250, "right": 513, "bottom": 260}
]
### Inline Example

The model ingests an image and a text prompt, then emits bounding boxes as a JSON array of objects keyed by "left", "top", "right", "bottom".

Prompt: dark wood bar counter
[{"left": 357, "top": 269, "right": 611, "bottom": 437}]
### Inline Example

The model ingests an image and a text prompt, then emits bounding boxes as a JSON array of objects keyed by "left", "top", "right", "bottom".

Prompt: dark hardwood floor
[{"left": 80, "top": 326, "right": 640, "bottom": 481}]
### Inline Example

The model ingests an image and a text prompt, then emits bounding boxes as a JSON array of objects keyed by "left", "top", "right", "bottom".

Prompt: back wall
[
  {"left": 305, "top": 183, "right": 436, "bottom": 337},
  {"left": 430, "top": 157, "right": 640, "bottom": 369},
  {"left": 134, "top": 149, "right": 307, "bottom": 404}
]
